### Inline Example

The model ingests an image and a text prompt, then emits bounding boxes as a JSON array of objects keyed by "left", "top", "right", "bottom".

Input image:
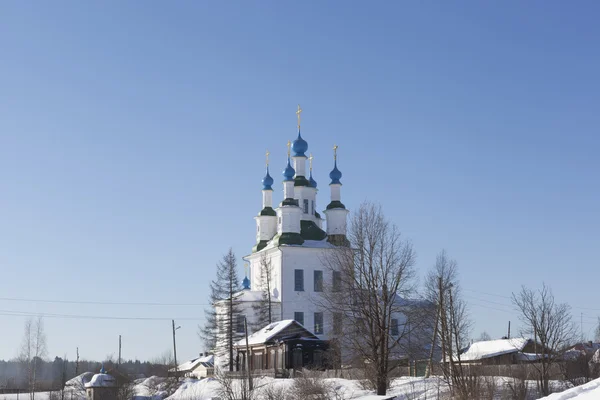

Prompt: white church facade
[{"left": 215, "top": 106, "right": 349, "bottom": 347}]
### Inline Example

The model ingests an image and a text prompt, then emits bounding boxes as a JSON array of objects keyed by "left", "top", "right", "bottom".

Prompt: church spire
[{"left": 324, "top": 144, "right": 349, "bottom": 245}]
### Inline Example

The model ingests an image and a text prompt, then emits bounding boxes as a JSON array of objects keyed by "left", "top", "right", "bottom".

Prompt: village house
[
  {"left": 169, "top": 354, "right": 215, "bottom": 378},
  {"left": 234, "top": 319, "right": 330, "bottom": 375},
  {"left": 455, "top": 338, "right": 545, "bottom": 365}
]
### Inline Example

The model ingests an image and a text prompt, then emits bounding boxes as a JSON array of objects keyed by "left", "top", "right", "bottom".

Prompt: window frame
[
  {"left": 294, "top": 269, "right": 304, "bottom": 291},
  {"left": 314, "top": 270, "right": 323, "bottom": 292},
  {"left": 314, "top": 312, "right": 324, "bottom": 334},
  {"left": 294, "top": 311, "right": 305, "bottom": 326}
]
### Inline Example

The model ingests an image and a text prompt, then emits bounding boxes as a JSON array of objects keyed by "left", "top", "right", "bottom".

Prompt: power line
[{"left": 0, "top": 297, "right": 210, "bottom": 307}]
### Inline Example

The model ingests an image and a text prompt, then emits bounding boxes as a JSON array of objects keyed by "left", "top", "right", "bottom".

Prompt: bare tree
[
  {"left": 512, "top": 283, "right": 577, "bottom": 396},
  {"left": 595, "top": 317, "right": 600, "bottom": 343},
  {"left": 478, "top": 331, "right": 492, "bottom": 342},
  {"left": 199, "top": 248, "right": 243, "bottom": 371},
  {"left": 424, "top": 251, "right": 472, "bottom": 399},
  {"left": 318, "top": 202, "right": 417, "bottom": 396},
  {"left": 19, "top": 317, "right": 48, "bottom": 400},
  {"left": 251, "top": 252, "right": 275, "bottom": 330}
]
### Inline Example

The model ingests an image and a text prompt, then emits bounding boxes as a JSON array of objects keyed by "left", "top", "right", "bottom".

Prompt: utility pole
[
  {"left": 438, "top": 277, "right": 448, "bottom": 378},
  {"left": 118, "top": 335, "right": 122, "bottom": 369},
  {"left": 244, "top": 317, "right": 253, "bottom": 391},
  {"left": 75, "top": 348, "right": 79, "bottom": 376},
  {"left": 507, "top": 321, "right": 511, "bottom": 339},
  {"left": 172, "top": 320, "right": 179, "bottom": 380},
  {"left": 426, "top": 281, "right": 441, "bottom": 378}
]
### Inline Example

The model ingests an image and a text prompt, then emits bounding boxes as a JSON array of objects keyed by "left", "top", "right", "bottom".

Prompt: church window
[
  {"left": 294, "top": 269, "right": 304, "bottom": 291},
  {"left": 311, "top": 200, "right": 315, "bottom": 215},
  {"left": 294, "top": 311, "right": 304, "bottom": 326},
  {"left": 333, "top": 313, "right": 342, "bottom": 335},
  {"left": 303, "top": 199, "right": 309, "bottom": 213},
  {"left": 314, "top": 312, "right": 324, "bottom": 334},
  {"left": 236, "top": 315, "right": 246, "bottom": 333},
  {"left": 391, "top": 319, "right": 399, "bottom": 336},
  {"left": 314, "top": 270, "right": 323, "bottom": 292},
  {"left": 332, "top": 271, "right": 341, "bottom": 292}
]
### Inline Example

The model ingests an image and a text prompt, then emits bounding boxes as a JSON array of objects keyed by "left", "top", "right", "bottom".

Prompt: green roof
[
  {"left": 259, "top": 207, "right": 276, "bottom": 216},
  {"left": 300, "top": 220, "right": 327, "bottom": 241},
  {"left": 326, "top": 200, "right": 346, "bottom": 210},
  {"left": 294, "top": 176, "right": 310, "bottom": 187}
]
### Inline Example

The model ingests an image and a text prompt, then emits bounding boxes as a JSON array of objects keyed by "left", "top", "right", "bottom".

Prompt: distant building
[
  {"left": 84, "top": 365, "right": 117, "bottom": 400},
  {"left": 455, "top": 338, "right": 545, "bottom": 365},
  {"left": 169, "top": 354, "right": 215, "bottom": 378}
]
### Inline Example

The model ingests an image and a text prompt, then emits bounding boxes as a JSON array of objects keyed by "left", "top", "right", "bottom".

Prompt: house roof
[
  {"left": 169, "top": 354, "right": 214, "bottom": 373},
  {"left": 235, "top": 319, "right": 318, "bottom": 347},
  {"left": 457, "top": 338, "right": 529, "bottom": 362},
  {"left": 84, "top": 373, "right": 116, "bottom": 388}
]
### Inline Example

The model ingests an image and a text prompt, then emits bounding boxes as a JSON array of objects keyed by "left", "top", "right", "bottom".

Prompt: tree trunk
[{"left": 376, "top": 374, "right": 387, "bottom": 396}]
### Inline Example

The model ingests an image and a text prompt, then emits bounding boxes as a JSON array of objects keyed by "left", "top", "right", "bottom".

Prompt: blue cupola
[
  {"left": 283, "top": 158, "right": 295, "bottom": 181},
  {"left": 292, "top": 131, "right": 308, "bottom": 157},
  {"left": 329, "top": 160, "right": 342, "bottom": 185},
  {"left": 100, "top": 363, "right": 106, "bottom": 374},
  {"left": 309, "top": 170, "right": 318, "bottom": 188},
  {"left": 262, "top": 166, "right": 274, "bottom": 190},
  {"left": 242, "top": 276, "right": 251, "bottom": 290}
]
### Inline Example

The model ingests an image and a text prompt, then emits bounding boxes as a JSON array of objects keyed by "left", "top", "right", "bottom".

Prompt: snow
[
  {"left": 66, "top": 371, "right": 94, "bottom": 388},
  {"left": 542, "top": 377, "right": 600, "bottom": 399},
  {"left": 457, "top": 337, "right": 529, "bottom": 361},
  {"left": 234, "top": 319, "right": 315, "bottom": 346},
  {"left": 85, "top": 372, "right": 117, "bottom": 388},
  {"left": 165, "top": 376, "right": 449, "bottom": 400}
]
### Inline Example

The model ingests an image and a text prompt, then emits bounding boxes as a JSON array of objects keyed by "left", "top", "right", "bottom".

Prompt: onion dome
[
  {"left": 262, "top": 167, "right": 274, "bottom": 190},
  {"left": 309, "top": 170, "right": 318, "bottom": 188},
  {"left": 242, "top": 276, "right": 251, "bottom": 290},
  {"left": 282, "top": 158, "right": 295, "bottom": 181},
  {"left": 329, "top": 160, "right": 342, "bottom": 184},
  {"left": 292, "top": 131, "right": 308, "bottom": 157}
]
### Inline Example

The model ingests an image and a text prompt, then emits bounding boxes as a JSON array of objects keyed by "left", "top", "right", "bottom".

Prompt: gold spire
[
  {"left": 265, "top": 150, "right": 270, "bottom": 167},
  {"left": 333, "top": 144, "right": 338, "bottom": 160},
  {"left": 287, "top": 140, "right": 291, "bottom": 158},
  {"left": 296, "top": 104, "right": 302, "bottom": 130},
  {"left": 309, "top": 153, "right": 314, "bottom": 171}
]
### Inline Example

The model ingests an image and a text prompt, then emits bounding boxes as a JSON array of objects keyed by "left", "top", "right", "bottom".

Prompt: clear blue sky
[{"left": 1, "top": 1, "right": 599, "bottom": 362}]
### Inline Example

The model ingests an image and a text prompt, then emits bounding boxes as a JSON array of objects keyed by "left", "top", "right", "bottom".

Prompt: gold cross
[
  {"left": 265, "top": 150, "right": 270, "bottom": 167},
  {"left": 309, "top": 153, "right": 314, "bottom": 171},
  {"left": 296, "top": 104, "right": 302, "bottom": 130},
  {"left": 333, "top": 144, "right": 338, "bottom": 160},
  {"left": 287, "top": 140, "right": 291, "bottom": 158}
]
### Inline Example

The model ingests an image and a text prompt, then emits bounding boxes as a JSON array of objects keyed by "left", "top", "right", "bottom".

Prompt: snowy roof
[
  {"left": 66, "top": 371, "right": 94, "bottom": 387},
  {"left": 169, "top": 354, "right": 214, "bottom": 373},
  {"left": 457, "top": 338, "right": 529, "bottom": 362},
  {"left": 235, "top": 319, "right": 318, "bottom": 347},
  {"left": 84, "top": 373, "right": 116, "bottom": 388}
]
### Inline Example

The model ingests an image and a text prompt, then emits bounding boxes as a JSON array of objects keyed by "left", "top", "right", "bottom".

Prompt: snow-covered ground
[
  {"left": 165, "top": 376, "right": 449, "bottom": 400},
  {"left": 541, "top": 377, "right": 600, "bottom": 399}
]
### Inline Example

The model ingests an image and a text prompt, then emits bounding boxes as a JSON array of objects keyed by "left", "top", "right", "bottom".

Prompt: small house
[
  {"left": 169, "top": 354, "right": 215, "bottom": 378},
  {"left": 455, "top": 338, "right": 545, "bottom": 365},
  {"left": 84, "top": 366, "right": 117, "bottom": 400},
  {"left": 234, "top": 319, "right": 330, "bottom": 373}
]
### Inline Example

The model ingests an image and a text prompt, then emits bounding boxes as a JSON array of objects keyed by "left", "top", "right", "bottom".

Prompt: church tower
[
  {"left": 252, "top": 152, "right": 277, "bottom": 252},
  {"left": 323, "top": 145, "right": 350, "bottom": 245}
]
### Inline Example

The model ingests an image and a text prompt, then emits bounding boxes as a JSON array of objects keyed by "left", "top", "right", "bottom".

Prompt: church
[{"left": 214, "top": 106, "right": 349, "bottom": 356}]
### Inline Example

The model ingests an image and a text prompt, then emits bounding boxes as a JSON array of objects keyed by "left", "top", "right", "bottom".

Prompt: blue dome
[
  {"left": 309, "top": 170, "right": 317, "bottom": 188},
  {"left": 329, "top": 160, "right": 342, "bottom": 184},
  {"left": 242, "top": 276, "right": 250, "bottom": 290},
  {"left": 262, "top": 167, "right": 274, "bottom": 190},
  {"left": 292, "top": 131, "right": 308, "bottom": 157},
  {"left": 282, "top": 158, "right": 295, "bottom": 181}
]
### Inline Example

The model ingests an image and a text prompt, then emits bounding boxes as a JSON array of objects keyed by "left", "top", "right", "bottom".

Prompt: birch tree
[
  {"left": 512, "top": 283, "right": 576, "bottom": 396},
  {"left": 318, "top": 202, "right": 418, "bottom": 396},
  {"left": 251, "top": 252, "right": 276, "bottom": 330},
  {"left": 19, "top": 316, "right": 47, "bottom": 400}
]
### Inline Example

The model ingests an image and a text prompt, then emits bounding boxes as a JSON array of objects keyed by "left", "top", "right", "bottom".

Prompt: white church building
[{"left": 215, "top": 106, "right": 349, "bottom": 349}]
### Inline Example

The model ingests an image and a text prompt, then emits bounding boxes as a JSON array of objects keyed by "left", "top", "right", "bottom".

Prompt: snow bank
[{"left": 541, "top": 377, "right": 600, "bottom": 399}]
